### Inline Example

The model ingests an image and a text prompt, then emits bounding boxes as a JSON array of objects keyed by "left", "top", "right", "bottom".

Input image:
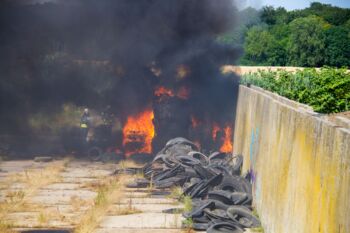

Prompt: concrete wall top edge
[
  {"left": 250, "top": 85, "right": 314, "bottom": 112},
  {"left": 240, "top": 85, "right": 350, "bottom": 133}
]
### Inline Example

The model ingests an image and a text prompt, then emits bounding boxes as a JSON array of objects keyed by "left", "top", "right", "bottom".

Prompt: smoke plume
[{"left": 0, "top": 0, "right": 240, "bottom": 154}]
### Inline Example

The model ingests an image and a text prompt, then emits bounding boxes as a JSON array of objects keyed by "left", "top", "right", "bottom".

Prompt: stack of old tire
[{"left": 126, "top": 137, "right": 260, "bottom": 233}]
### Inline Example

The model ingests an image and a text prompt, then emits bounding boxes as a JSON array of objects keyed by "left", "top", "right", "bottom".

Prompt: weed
[
  {"left": 168, "top": 186, "right": 183, "bottom": 200},
  {"left": 109, "top": 205, "right": 142, "bottom": 216},
  {"left": 183, "top": 195, "right": 193, "bottom": 213},
  {"left": 0, "top": 158, "right": 70, "bottom": 229},
  {"left": 6, "top": 190, "right": 25, "bottom": 203},
  {"left": 37, "top": 212, "right": 48, "bottom": 225},
  {"left": 94, "top": 186, "right": 108, "bottom": 206},
  {"left": 251, "top": 227, "right": 265, "bottom": 232},
  {"left": 74, "top": 175, "right": 128, "bottom": 233},
  {"left": 182, "top": 218, "right": 194, "bottom": 233},
  {"left": 0, "top": 220, "right": 14, "bottom": 233}
]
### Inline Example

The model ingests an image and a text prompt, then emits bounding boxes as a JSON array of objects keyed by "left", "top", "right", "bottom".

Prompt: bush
[{"left": 241, "top": 68, "right": 350, "bottom": 114}]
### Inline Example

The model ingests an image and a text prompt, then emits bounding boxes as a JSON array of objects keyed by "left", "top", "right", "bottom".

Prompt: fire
[
  {"left": 212, "top": 123, "right": 233, "bottom": 153},
  {"left": 154, "top": 86, "right": 174, "bottom": 97},
  {"left": 212, "top": 123, "right": 220, "bottom": 140},
  {"left": 191, "top": 116, "right": 200, "bottom": 128},
  {"left": 154, "top": 86, "right": 190, "bottom": 100},
  {"left": 220, "top": 126, "right": 233, "bottom": 153},
  {"left": 122, "top": 110, "right": 155, "bottom": 157}
]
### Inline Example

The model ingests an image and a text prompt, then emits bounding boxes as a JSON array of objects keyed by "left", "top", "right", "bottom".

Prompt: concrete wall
[{"left": 233, "top": 85, "right": 350, "bottom": 233}]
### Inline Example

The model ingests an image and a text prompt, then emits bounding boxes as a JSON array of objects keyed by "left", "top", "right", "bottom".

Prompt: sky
[
  {"left": 241, "top": 0, "right": 350, "bottom": 10},
  {"left": 8, "top": 0, "right": 350, "bottom": 10}
]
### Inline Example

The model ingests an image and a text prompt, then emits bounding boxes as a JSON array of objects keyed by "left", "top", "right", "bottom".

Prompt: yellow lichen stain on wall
[{"left": 234, "top": 86, "right": 350, "bottom": 233}]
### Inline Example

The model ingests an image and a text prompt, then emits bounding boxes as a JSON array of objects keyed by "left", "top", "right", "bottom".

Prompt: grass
[
  {"left": 177, "top": 195, "right": 194, "bottom": 233},
  {"left": 37, "top": 211, "right": 48, "bottom": 225},
  {"left": 165, "top": 187, "right": 194, "bottom": 232},
  {"left": 5, "top": 190, "right": 25, "bottom": 204},
  {"left": 0, "top": 220, "right": 15, "bottom": 233},
  {"left": 181, "top": 218, "right": 194, "bottom": 233},
  {"left": 108, "top": 203, "right": 142, "bottom": 216},
  {"left": 70, "top": 195, "right": 91, "bottom": 212},
  {"left": 0, "top": 158, "right": 70, "bottom": 228},
  {"left": 9, "top": 158, "right": 70, "bottom": 188},
  {"left": 168, "top": 186, "right": 183, "bottom": 200},
  {"left": 251, "top": 209, "right": 265, "bottom": 232},
  {"left": 251, "top": 227, "right": 265, "bottom": 232},
  {"left": 182, "top": 195, "right": 193, "bottom": 213},
  {"left": 74, "top": 175, "right": 129, "bottom": 233},
  {"left": 118, "top": 160, "right": 140, "bottom": 169}
]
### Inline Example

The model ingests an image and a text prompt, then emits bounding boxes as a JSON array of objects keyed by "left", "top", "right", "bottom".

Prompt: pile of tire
[{"left": 124, "top": 137, "right": 260, "bottom": 233}]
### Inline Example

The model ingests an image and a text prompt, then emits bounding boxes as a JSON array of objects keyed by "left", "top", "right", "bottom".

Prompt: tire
[
  {"left": 227, "top": 206, "right": 261, "bottom": 228},
  {"left": 216, "top": 175, "right": 252, "bottom": 194},
  {"left": 207, "top": 222, "right": 244, "bottom": 233},
  {"left": 188, "top": 151, "right": 209, "bottom": 165},
  {"left": 208, "top": 190, "right": 234, "bottom": 205},
  {"left": 209, "top": 152, "right": 229, "bottom": 161},
  {"left": 183, "top": 200, "right": 215, "bottom": 219},
  {"left": 231, "top": 192, "right": 252, "bottom": 205},
  {"left": 87, "top": 146, "right": 102, "bottom": 161}
]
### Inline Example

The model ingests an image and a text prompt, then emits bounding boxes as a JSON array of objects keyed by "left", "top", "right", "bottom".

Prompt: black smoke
[{"left": 0, "top": 0, "right": 240, "bottom": 153}]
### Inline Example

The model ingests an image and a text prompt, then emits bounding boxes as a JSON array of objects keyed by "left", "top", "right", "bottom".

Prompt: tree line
[{"left": 218, "top": 2, "right": 350, "bottom": 67}]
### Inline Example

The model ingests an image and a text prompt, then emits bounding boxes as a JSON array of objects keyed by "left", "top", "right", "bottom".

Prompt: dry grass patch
[
  {"left": 118, "top": 160, "right": 140, "bottom": 169},
  {"left": 70, "top": 195, "right": 93, "bottom": 212},
  {"left": 108, "top": 204, "right": 142, "bottom": 216},
  {"left": 0, "top": 158, "right": 70, "bottom": 228},
  {"left": 74, "top": 175, "right": 130, "bottom": 233},
  {"left": 9, "top": 158, "right": 70, "bottom": 188},
  {"left": 0, "top": 220, "right": 15, "bottom": 233}
]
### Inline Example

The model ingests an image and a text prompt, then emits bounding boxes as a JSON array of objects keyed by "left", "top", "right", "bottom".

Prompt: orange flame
[
  {"left": 212, "top": 123, "right": 233, "bottom": 153},
  {"left": 220, "top": 126, "right": 233, "bottom": 153},
  {"left": 122, "top": 110, "right": 155, "bottom": 157},
  {"left": 212, "top": 123, "right": 220, "bottom": 140},
  {"left": 154, "top": 86, "right": 174, "bottom": 97},
  {"left": 191, "top": 116, "right": 200, "bottom": 128}
]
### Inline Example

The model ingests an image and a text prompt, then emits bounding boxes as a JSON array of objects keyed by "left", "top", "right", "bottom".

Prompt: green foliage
[
  {"left": 235, "top": 2, "right": 350, "bottom": 67},
  {"left": 324, "top": 26, "right": 350, "bottom": 67},
  {"left": 183, "top": 195, "right": 193, "bottom": 213},
  {"left": 287, "top": 15, "right": 329, "bottom": 67},
  {"left": 242, "top": 68, "right": 350, "bottom": 114},
  {"left": 242, "top": 24, "right": 289, "bottom": 66},
  {"left": 261, "top": 6, "right": 289, "bottom": 25},
  {"left": 182, "top": 217, "right": 193, "bottom": 230}
]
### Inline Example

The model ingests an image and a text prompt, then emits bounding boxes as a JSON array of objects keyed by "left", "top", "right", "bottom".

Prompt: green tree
[
  {"left": 242, "top": 26, "right": 272, "bottom": 65},
  {"left": 261, "top": 6, "right": 288, "bottom": 25},
  {"left": 308, "top": 2, "right": 350, "bottom": 26},
  {"left": 324, "top": 26, "right": 350, "bottom": 67},
  {"left": 242, "top": 26, "right": 288, "bottom": 66},
  {"left": 287, "top": 15, "right": 329, "bottom": 67}
]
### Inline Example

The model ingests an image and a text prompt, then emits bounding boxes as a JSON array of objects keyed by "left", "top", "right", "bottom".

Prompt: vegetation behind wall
[{"left": 241, "top": 68, "right": 350, "bottom": 113}]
